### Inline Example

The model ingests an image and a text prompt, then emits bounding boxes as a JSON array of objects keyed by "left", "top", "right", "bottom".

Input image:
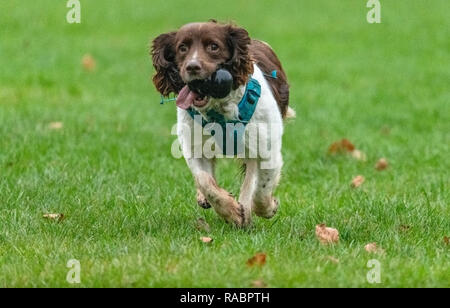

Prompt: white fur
[{"left": 176, "top": 64, "right": 284, "bottom": 226}]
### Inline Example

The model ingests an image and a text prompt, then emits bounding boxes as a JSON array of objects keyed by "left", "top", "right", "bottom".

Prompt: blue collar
[{"left": 186, "top": 78, "right": 261, "bottom": 155}]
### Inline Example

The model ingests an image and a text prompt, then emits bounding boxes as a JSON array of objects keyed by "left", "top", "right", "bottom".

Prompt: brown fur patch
[{"left": 249, "top": 40, "right": 290, "bottom": 118}]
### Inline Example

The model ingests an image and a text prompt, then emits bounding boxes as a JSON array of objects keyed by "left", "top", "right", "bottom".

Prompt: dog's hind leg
[
  {"left": 252, "top": 155, "right": 283, "bottom": 219},
  {"left": 187, "top": 158, "right": 250, "bottom": 227}
]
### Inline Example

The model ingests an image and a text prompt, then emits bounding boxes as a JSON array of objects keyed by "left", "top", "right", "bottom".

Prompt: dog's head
[{"left": 151, "top": 21, "right": 254, "bottom": 108}]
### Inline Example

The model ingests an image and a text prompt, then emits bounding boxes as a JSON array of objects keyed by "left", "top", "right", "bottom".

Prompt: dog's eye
[
  {"left": 179, "top": 44, "right": 188, "bottom": 53},
  {"left": 208, "top": 43, "right": 219, "bottom": 52}
]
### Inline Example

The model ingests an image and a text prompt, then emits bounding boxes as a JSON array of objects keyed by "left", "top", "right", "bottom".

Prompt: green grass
[{"left": 0, "top": 0, "right": 449, "bottom": 287}]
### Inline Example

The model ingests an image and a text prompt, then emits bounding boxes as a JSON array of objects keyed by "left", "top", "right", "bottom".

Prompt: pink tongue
[{"left": 176, "top": 86, "right": 196, "bottom": 110}]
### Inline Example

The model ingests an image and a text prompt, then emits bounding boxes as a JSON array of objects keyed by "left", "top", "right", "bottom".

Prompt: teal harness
[{"left": 187, "top": 78, "right": 261, "bottom": 156}]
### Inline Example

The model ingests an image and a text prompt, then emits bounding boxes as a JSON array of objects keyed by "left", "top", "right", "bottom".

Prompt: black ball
[
  {"left": 209, "top": 69, "right": 233, "bottom": 98},
  {"left": 188, "top": 69, "right": 233, "bottom": 99}
]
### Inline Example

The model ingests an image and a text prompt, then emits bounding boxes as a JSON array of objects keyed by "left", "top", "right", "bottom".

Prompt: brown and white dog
[{"left": 151, "top": 21, "right": 294, "bottom": 227}]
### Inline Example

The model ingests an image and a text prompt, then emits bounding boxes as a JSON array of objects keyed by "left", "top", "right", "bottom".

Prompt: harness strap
[{"left": 186, "top": 78, "right": 261, "bottom": 155}]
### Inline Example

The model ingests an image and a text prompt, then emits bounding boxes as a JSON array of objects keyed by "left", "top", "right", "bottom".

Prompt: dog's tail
[{"left": 284, "top": 107, "right": 296, "bottom": 119}]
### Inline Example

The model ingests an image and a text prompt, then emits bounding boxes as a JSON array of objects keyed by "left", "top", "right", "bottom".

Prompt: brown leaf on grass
[
  {"left": 251, "top": 279, "right": 267, "bottom": 288},
  {"left": 165, "top": 262, "right": 178, "bottom": 274},
  {"left": 315, "top": 224, "right": 339, "bottom": 244},
  {"left": 380, "top": 126, "right": 391, "bottom": 135},
  {"left": 444, "top": 237, "right": 449, "bottom": 245},
  {"left": 48, "top": 122, "right": 63, "bottom": 130},
  {"left": 351, "top": 175, "right": 365, "bottom": 188},
  {"left": 326, "top": 256, "right": 340, "bottom": 264},
  {"left": 82, "top": 54, "right": 96, "bottom": 72},
  {"left": 200, "top": 237, "right": 213, "bottom": 243},
  {"left": 399, "top": 224, "right": 411, "bottom": 232},
  {"left": 364, "top": 242, "right": 385, "bottom": 254},
  {"left": 328, "top": 139, "right": 355, "bottom": 154},
  {"left": 351, "top": 149, "right": 367, "bottom": 162},
  {"left": 195, "top": 218, "right": 211, "bottom": 233},
  {"left": 375, "top": 158, "right": 389, "bottom": 171},
  {"left": 329, "top": 139, "right": 366, "bottom": 161},
  {"left": 246, "top": 253, "right": 267, "bottom": 267},
  {"left": 341, "top": 139, "right": 355, "bottom": 152},
  {"left": 43, "top": 213, "right": 64, "bottom": 222}
]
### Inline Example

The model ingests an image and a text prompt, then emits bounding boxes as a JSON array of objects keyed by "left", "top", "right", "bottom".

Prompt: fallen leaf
[
  {"left": 200, "top": 236, "right": 213, "bottom": 243},
  {"left": 195, "top": 218, "right": 211, "bottom": 233},
  {"left": 364, "top": 243, "right": 377, "bottom": 253},
  {"left": 251, "top": 279, "right": 267, "bottom": 288},
  {"left": 165, "top": 262, "right": 178, "bottom": 274},
  {"left": 444, "top": 237, "right": 449, "bottom": 245},
  {"left": 380, "top": 126, "right": 391, "bottom": 135},
  {"left": 329, "top": 139, "right": 367, "bottom": 162},
  {"left": 315, "top": 224, "right": 339, "bottom": 244},
  {"left": 48, "top": 122, "right": 63, "bottom": 130},
  {"left": 246, "top": 253, "right": 267, "bottom": 267},
  {"left": 326, "top": 256, "right": 340, "bottom": 264},
  {"left": 328, "top": 138, "right": 355, "bottom": 154},
  {"left": 399, "top": 224, "right": 411, "bottom": 232},
  {"left": 351, "top": 149, "right": 367, "bottom": 161},
  {"left": 351, "top": 175, "right": 365, "bottom": 188},
  {"left": 364, "top": 242, "right": 385, "bottom": 254},
  {"left": 375, "top": 158, "right": 389, "bottom": 171},
  {"left": 43, "top": 213, "right": 64, "bottom": 222},
  {"left": 82, "top": 54, "right": 96, "bottom": 72}
]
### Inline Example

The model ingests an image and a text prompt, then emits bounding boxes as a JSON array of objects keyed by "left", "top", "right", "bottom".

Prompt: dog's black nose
[{"left": 186, "top": 60, "right": 201, "bottom": 74}]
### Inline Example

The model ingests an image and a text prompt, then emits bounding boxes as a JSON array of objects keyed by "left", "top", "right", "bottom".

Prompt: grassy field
[{"left": 0, "top": 0, "right": 448, "bottom": 287}]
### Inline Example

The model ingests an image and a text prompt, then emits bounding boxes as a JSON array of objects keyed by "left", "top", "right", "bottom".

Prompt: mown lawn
[{"left": 0, "top": 0, "right": 448, "bottom": 287}]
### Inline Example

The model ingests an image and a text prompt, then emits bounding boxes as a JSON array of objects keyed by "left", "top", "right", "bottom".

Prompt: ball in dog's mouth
[{"left": 175, "top": 69, "right": 232, "bottom": 110}]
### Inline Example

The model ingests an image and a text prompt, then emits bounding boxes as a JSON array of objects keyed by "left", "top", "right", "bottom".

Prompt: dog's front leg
[
  {"left": 192, "top": 158, "right": 214, "bottom": 210},
  {"left": 186, "top": 157, "right": 250, "bottom": 227},
  {"left": 252, "top": 155, "right": 283, "bottom": 219},
  {"left": 238, "top": 160, "right": 257, "bottom": 221}
]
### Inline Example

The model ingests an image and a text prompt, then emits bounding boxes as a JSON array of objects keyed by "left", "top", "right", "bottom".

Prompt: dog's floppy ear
[
  {"left": 151, "top": 31, "right": 184, "bottom": 96},
  {"left": 225, "top": 25, "right": 254, "bottom": 89}
]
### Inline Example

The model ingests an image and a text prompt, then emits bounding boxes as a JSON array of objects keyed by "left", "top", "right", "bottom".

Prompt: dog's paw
[
  {"left": 197, "top": 190, "right": 211, "bottom": 209},
  {"left": 221, "top": 201, "right": 252, "bottom": 228},
  {"left": 197, "top": 198, "right": 211, "bottom": 209},
  {"left": 253, "top": 197, "right": 279, "bottom": 219}
]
